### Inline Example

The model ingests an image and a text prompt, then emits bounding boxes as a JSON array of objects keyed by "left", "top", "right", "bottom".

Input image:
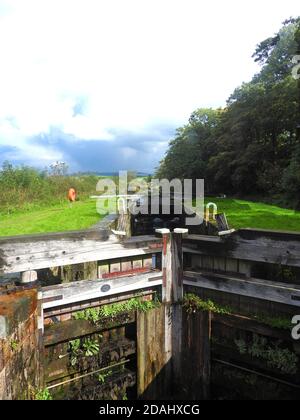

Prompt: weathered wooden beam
[
  {"left": 0, "top": 234, "right": 162, "bottom": 275},
  {"left": 181, "top": 310, "right": 211, "bottom": 399},
  {"left": 43, "top": 290, "right": 156, "bottom": 318},
  {"left": 44, "top": 317, "right": 136, "bottom": 347},
  {"left": 117, "top": 212, "right": 131, "bottom": 238},
  {"left": 155, "top": 229, "right": 187, "bottom": 392},
  {"left": 184, "top": 229, "right": 300, "bottom": 267},
  {"left": 137, "top": 306, "right": 168, "bottom": 398},
  {"left": 20, "top": 270, "right": 38, "bottom": 284},
  {"left": 42, "top": 271, "right": 163, "bottom": 310},
  {"left": 45, "top": 338, "right": 136, "bottom": 383},
  {"left": 184, "top": 270, "right": 300, "bottom": 307},
  {"left": 157, "top": 229, "right": 186, "bottom": 304},
  {"left": 211, "top": 313, "right": 292, "bottom": 341}
]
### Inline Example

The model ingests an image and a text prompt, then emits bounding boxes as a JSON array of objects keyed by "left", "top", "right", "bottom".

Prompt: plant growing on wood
[
  {"left": 69, "top": 338, "right": 81, "bottom": 367},
  {"left": 10, "top": 339, "right": 19, "bottom": 352},
  {"left": 235, "top": 339, "right": 247, "bottom": 355},
  {"left": 183, "top": 294, "right": 232, "bottom": 315},
  {"left": 235, "top": 334, "right": 299, "bottom": 375},
  {"left": 98, "top": 369, "right": 113, "bottom": 384},
  {"left": 183, "top": 294, "right": 292, "bottom": 330},
  {"left": 34, "top": 388, "right": 53, "bottom": 400},
  {"left": 73, "top": 296, "right": 160, "bottom": 325},
  {"left": 82, "top": 339, "right": 100, "bottom": 357},
  {"left": 254, "top": 314, "right": 292, "bottom": 330},
  {"left": 69, "top": 335, "right": 102, "bottom": 366}
]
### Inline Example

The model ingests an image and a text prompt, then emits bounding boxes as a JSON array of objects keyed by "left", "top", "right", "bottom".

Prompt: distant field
[
  {"left": 206, "top": 197, "right": 300, "bottom": 232},
  {"left": 0, "top": 199, "right": 101, "bottom": 237},
  {"left": 1, "top": 196, "right": 300, "bottom": 237}
]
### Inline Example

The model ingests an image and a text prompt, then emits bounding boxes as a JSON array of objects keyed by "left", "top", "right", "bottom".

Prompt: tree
[
  {"left": 156, "top": 17, "right": 300, "bottom": 205},
  {"left": 49, "top": 161, "right": 69, "bottom": 177}
]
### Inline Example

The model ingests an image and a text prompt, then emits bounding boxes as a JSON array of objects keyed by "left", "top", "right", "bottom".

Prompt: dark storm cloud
[
  {"left": 0, "top": 144, "right": 23, "bottom": 166},
  {"left": 27, "top": 124, "right": 176, "bottom": 173}
]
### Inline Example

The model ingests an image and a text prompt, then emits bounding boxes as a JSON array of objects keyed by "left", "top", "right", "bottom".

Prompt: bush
[{"left": 0, "top": 161, "right": 99, "bottom": 214}]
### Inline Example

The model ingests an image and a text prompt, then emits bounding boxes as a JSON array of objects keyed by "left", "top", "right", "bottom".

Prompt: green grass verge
[
  {"left": 0, "top": 199, "right": 102, "bottom": 236},
  {"left": 205, "top": 197, "right": 300, "bottom": 232},
  {"left": 1, "top": 196, "right": 300, "bottom": 237}
]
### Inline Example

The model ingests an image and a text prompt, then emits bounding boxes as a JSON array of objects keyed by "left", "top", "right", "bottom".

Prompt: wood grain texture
[
  {"left": 137, "top": 306, "right": 170, "bottom": 399},
  {"left": 182, "top": 310, "right": 211, "bottom": 400},
  {"left": 184, "top": 270, "right": 300, "bottom": 307},
  {"left": 184, "top": 229, "right": 300, "bottom": 267},
  {"left": 0, "top": 235, "right": 162, "bottom": 274}
]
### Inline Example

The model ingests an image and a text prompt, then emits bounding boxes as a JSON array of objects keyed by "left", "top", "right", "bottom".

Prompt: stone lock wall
[{"left": 0, "top": 285, "right": 41, "bottom": 400}]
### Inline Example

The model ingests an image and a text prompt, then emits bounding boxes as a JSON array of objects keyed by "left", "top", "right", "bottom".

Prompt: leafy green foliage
[
  {"left": 68, "top": 336, "right": 101, "bottom": 367},
  {"left": 10, "top": 339, "right": 19, "bottom": 352},
  {"left": 0, "top": 161, "right": 99, "bottom": 215},
  {"left": 254, "top": 314, "right": 292, "bottom": 330},
  {"left": 69, "top": 339, "right": 81, "bottom": 367},
  {"left": 82, "top": 339, "right": 100, "bottom": 357},
  {"left": 235, "top": 339, "right": 247, "bottom": 355},
  {"left": 183, "top": 294, "right": 292, "bottom": 330},
  {"left": 183, "top": 294, "right": 232, "bottom": 315},
  {"left": 74, "top": 296, "right": 160, "bottom": 324},
  {"left": 235, "top": 335, "right": 298, "bottom": 375},
  {"left": 34, "top": 388, "right": 53, "bottom": 400},
  {"left": 98, "top": 370, "right": 113, "bottom": 384},
  {"left": 156, "top": 18, "right": 300, "bottom": 208}
]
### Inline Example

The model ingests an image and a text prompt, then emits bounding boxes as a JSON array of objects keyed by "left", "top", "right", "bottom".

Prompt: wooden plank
[
  {"left": 117, "top": 213, "right": 131, "bottom": 237},
  {"left": 44, "top": 315, "right": 136, "bottom": 346},
  {"left": 161, "top": 231, "right": 172, "bottom": 303},
  {"left": 156, "top": 230, "right": 185, "bottom": 394},
  {"left": 172, "top": 304, "right": 182, "bottom": 385},
  {"left": 184, "top": 270, "right": 300, "bottom": 307},
  {"left": 42, "top": 271, "right": 163, "bottom": 310},
  {"left": 0, "top": 235, "right": 162, "bottom": 275},
  {"left": 45, "top": 338, "right": 136, "bottom": 383},
  {"left": 43, "top": 290, "right": 157, "bottom": 318},
  {"left": 137, "top": 306, "right": 170, "bottom": 399},
  {"left": 159, "top": 231, "right": 184, "bottom": 304},
  {"left": 184, "top": 229, "right": 300, "bottom": 268},
  {"left": 92, "top": 214, "right": 118, "bottom": 230},
  {"left": 212, "top": 313, "right": 292, "bottom": 341},
  {"left": 182, "top": 310, "right": 211, "bottom": 399},
  {"left": 171, "top": 232, "right": 184, "bottom": 303}
]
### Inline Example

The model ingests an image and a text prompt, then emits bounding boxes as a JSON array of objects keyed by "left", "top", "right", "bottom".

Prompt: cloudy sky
[{"left": 0, "top": 0, "right": 299, "bottom": 173}]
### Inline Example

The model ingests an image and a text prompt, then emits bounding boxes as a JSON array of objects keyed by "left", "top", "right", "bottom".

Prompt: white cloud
[{"left": 0, "top": 0, "right": 299, "bottom": 168}]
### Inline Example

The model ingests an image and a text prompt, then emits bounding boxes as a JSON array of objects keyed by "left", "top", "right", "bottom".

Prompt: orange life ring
[{"left": 68, "top": 188, "right": 76, "bottom": 202}]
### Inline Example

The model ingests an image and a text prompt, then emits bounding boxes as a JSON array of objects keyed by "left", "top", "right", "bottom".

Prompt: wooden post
[
  {"left": 136, "top": 228, "right": 188, "bottom": 399},
  {"left": 116, "top": 198, "right": 132, "bottom": 237},
  {"left": 182, "top": 310, "right": 211, "bottom": 400},
  {"left": 156, "top": 228, "right": 187, "bottom": 394},
  {"left": 157, "top": 228, "right": 187, "bottom": 304},
  {"left": 20, "top": 270, "right": 38, "bottom": 284}
]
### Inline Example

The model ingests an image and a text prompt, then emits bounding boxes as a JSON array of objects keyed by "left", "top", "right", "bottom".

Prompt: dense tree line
[{"left": 156, "top": 18, "right": 300, "bottom": 208}]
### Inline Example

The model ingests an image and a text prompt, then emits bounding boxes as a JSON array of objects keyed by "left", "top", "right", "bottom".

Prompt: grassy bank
[
  {"left": 207, "top": 197, "right": 300, "bottom": 232},
  {"left": 0, "top": 199, "right": 101, "bottom": 236},
  {"left": 1, "top": 196, "right": 300, "bottom": 237},
  {"left": 0, "top": 163, "right": 101, "bottom": 215}
]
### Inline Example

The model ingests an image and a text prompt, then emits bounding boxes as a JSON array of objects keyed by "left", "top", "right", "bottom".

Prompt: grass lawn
[
  {"left": 1, "top": 196, "right": 300, "bottom": 237},
  {"left": 206, "top": 197, "right": 300, "bottom": 232},
  {"left": 0, "top": 199, "right": 102, "bottom": 237}
]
